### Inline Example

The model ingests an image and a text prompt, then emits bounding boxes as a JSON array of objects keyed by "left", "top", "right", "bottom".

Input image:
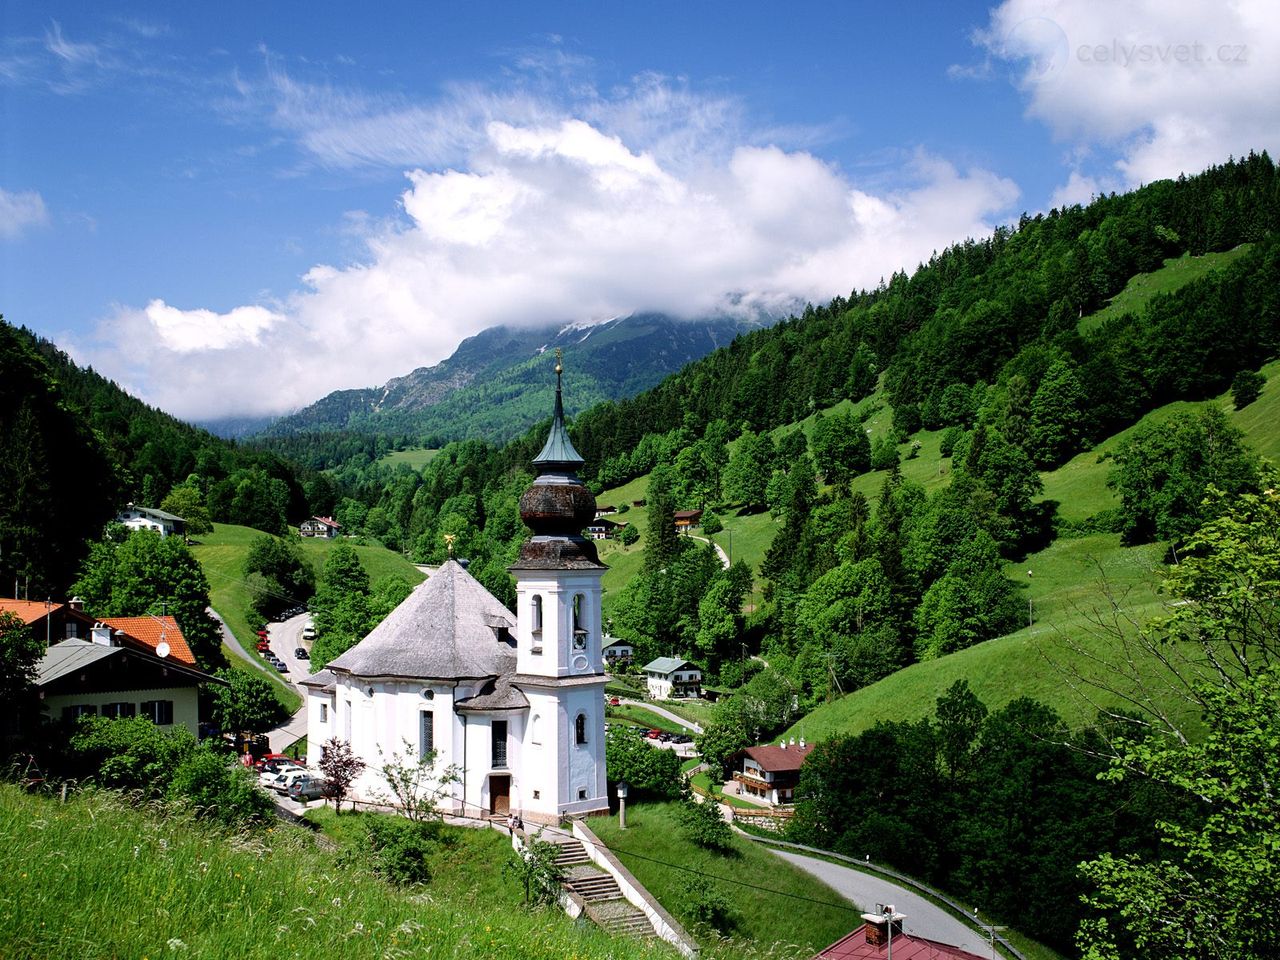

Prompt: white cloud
[
  {"left": 0, "top": 187, "right": 49, "bottom": 238},
  {"left": 86, "top": 81, "right": 1019, "bottom": 423},
  {"left": 972, "top": 0, "right": 1280, "bottom": 186}
]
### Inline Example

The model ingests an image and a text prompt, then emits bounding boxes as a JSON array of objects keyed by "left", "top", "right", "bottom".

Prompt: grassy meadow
[
  {"left": 375, "top": 447, "right": 441, "bottom": 470},
  {"left": 190, "top": 524, "right": 424, "bottom": 708},
  {"left": 0, "top": 785, "right": 675, "bottom": 960},
  {"left": 1078, "top": 245, "right": 1254, "bottom": 334},
  {"left": 589, "top": 801, "right": 855, "bottom": 955}
]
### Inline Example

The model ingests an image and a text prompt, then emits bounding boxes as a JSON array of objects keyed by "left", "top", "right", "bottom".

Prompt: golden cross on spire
[
  {"left": 443, "top": 533, "right": 456, "bottom": 557},
  {"left": 554, "top": 347, "right": 563, "bottom": 375}
]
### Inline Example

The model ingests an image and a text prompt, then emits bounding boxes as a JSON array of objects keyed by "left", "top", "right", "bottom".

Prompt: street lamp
[
  {"left": 1027, "top": 570, "right": 1033, "bottom": 627},
  {"left": 616, "top": 780, "right": 629, "bottom": 830}
]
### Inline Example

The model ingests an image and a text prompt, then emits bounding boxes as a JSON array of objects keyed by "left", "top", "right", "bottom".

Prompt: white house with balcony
[{"left": 641, "top": 657, "right": 702, "bottom": 699}]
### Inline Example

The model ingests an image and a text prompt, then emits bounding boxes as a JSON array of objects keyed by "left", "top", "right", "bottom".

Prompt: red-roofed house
[
  {"left": 673, "top": 509, "right": 703, "bottom": 532},
  {"left": 816, "top": 910, "right": 988, "bottom": 960},
  {"left": 0, "top": 598, "right": 96, "bottom": 645},
  {"left": 98, "top": 616, "right": 196, "bottom": 666},
  {"left": 300, "top": 516, "right": 342, "bottom": 538},
  {"left": 733, "top": 740, "right": 814, "bottom": 805}
]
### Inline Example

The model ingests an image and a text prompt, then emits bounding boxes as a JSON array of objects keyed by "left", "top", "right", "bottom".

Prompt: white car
[
  {"left": 302, "top": 624, "right": 316, "bottom": 641},
  {"left": 259, "top": 762, "right": 303, "bottom": 788},
  {"left": 272, "top": 767, "right": 317, "bottom": 795}
]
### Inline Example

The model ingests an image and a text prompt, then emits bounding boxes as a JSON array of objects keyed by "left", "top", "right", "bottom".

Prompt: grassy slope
[
  {"left": 787, "top": 358, "right": 1280, "bottom": 741},
  {"left": 0, "top": 785, "right": 672, "bottom": 960},
  {"left": 191, "top": 525, "right": 425, "bottom": 711},
  {"left": 589, "top": 801, "right": 855, "bottom": 955},
  {"left": 376, "top": 447, "right": 440, "bottom": 470},
  {"left": 1078, "top": 245, "right": 1254, "bottom": 334}
]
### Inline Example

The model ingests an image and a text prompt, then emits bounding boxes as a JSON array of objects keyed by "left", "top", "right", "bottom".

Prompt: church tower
[{"left": 511, "top": 353, "right": 610, "bottom": 821}]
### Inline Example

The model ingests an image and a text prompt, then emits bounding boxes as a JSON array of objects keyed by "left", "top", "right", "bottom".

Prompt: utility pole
[
  {"left": 974, "top": 909, "right": 1007, "bottom": 960},
  {"left": 1027, "top": 569, "right": 1033, "bottom": 627}
]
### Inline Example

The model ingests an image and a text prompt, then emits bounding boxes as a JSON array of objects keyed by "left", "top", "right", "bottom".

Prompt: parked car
[
  {"left": 256, "top": 639, "right": 271, "bottom": 652},
  {"left": 255, "top": 754, "right": 301, "bottom": 775},
  {"left": 259, "top": 763, "right": 303, "bottom": 788},
  {"left": 301, "top": 624, "right": 316, "bottom": 641},
  {"left": 608, "top": 697, "right": 621, "bottom": 706},
  {"left": 645, "top": 728, "right": 663, "bottom": 739},
  {"left": 671, "top": 733, "right": 694, "bottom": 744},
  {"left": 295, "top": 647, "right": 309, "bottom": 660},
  {"left": 272, "top": 767, "right": 315, "bottom": 795},
  {"left": 288, "top": 776, "right": 334, "bottom": 802}
]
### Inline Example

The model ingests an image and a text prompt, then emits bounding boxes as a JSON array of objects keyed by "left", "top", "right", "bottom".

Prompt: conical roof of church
[{"left": 327, "top": 559, "right": 516, "bottom": 680}]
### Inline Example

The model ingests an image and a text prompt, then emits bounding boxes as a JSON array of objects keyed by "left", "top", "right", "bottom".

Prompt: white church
[{"left": 301, "top": 361, "right": 610, "bottom": 823}]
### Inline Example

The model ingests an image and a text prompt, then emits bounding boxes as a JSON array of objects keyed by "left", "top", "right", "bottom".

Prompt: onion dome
[{"left": 513, "top": 353, "right": 605, "bottom": 570}]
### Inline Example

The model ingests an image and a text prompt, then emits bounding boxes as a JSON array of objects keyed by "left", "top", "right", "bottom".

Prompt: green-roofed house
[{"left": 642, "top": 656, "right": 702, "bottom": 700}]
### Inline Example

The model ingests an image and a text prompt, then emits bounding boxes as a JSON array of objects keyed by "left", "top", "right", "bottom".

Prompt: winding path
[
  {"left": 616, "top": 697, "right": 703, "bottom": 734},
  {"left": 686, "top": 533, "right": 730, "bottom": 570},
  {"left": 742, "top": 838, "right": 1012, "bottom": 960}
]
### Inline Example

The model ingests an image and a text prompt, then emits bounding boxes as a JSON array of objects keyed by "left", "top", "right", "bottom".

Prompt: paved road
[
  {"left": 209, "top": 607, "right": 273, "bottom": 678},
  {"left": 765, "top": 849, "right": 1007, "bottom": 959},
  {"left": 617, "top": 697, "right": 703, "bottom": 734}
]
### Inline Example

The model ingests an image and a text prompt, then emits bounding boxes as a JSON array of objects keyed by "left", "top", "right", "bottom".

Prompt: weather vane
[
  {"left": 555, "top": 346, "right": 563, "bottom": 375},
  {"left": 443, "top": 533, "right": 456, "bottom": 557}
]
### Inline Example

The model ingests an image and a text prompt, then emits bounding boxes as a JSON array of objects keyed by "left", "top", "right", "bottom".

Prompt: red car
[
  {"left": 253, "top": 753, "right": 294, "bottom": 772},
  {"left": 609, "top": 697, "right": 621, "bottom": 706},
  {"left": 645, "top": 729, "right": 663, "bottom": 739}
]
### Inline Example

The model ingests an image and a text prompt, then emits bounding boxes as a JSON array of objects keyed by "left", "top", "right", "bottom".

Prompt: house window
[
  {"left": 575, "top": 712, "right": 587, "bottom": 745},
  {"left": 102, "top": 702, "right": 136, "bottom": 719},
  {"left": 420, "top": 710, "right": 435, "bottom": 758},
  {"left": 141, "top": 700, "right": 173, "bottom": 725},
  {"left": 492, "top": 720, "right": 508, "bottom": 769},
  {"left": 319, "top": 703, "right": 328, "bottom": 723},
  {"left": 62, "top": 704, "right": 97, "bottom": 722},
  {"left": 533, "top": 790, "right": 540, "bottom": 800}
]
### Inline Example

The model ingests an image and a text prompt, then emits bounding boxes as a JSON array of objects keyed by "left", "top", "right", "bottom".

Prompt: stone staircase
[{"left": 547, "top": 837, "right": 654, "bottom": 939}]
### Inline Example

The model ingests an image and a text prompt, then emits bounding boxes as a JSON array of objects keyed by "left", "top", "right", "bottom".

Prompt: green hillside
[
  {"left": 376, "top": 446, "right": 441, "bottom": 470},
  {"left": 784, "top": 358, "right": 1280, "bottom": 741},
  {"left": 1079, "top": 245, "right": 1254, "bottom": 333},
  {"left": 191, "top": 524, "right": 425, "bottom": 710},
  {"left": 0, "top": 785, "right": 680, "bottom": 960}
]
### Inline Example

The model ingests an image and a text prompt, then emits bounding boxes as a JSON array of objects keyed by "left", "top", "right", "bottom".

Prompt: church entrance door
[{"left": 490, "top": 775, "right": 511, "bottom": 815}]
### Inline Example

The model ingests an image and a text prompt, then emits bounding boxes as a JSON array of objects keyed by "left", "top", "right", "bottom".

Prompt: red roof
[
  {"left": 673, "top": 510, "right": 703, "bottom": 520},
  {"left": 100, "top": 616, "right": 196, "bottom": 666},
  {"left": 310, "top": 516, "right": 341, "bottom": 528},
  {"left": 0, "top": 599, "right": 63, "bottom": 626},
  {"left": 742, "top": 742, "right": 814, "bottom": 773},
  {"left": 817, "top": 925, "right": 987, "bottom": 960}
]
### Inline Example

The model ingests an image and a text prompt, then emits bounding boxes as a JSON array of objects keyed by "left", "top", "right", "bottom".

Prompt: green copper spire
[{"left": 532, "top": 349, "right": 585, "bottom": 470}]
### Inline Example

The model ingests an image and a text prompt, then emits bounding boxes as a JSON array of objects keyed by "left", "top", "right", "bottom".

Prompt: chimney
[
  {"left": 799, "top": 737, "right": 806, "bottom": 749},
  {"left": 862, "top": 907, "right": 905, "bottom": 947},
  {"left": 779, "top": 741, "right": 787, "bottom": 750},
  {"left": 91, "top": 623, "right": 112, "bottom": 646},
  {"left": 69, "top": 596, "right": 84, "bottom": 611}
]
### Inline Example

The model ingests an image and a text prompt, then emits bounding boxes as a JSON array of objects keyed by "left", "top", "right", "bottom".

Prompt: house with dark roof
[
  {"left": 673, "top": 509, "right": 703, "bottom": 532},
  {"left": 587, "top": 517, "right": 621, "bottom": 541},
  {"left": 642, "top": 656, "right": 701, "bottom": 699},
  {"left": 602, "top": 636, "right": 634, "bottom": 663},
  {"left": 117, "top": 503, "right": 186, "bottom": 538},
  {"left": 733, "top": 739, "right": 814, "bottom": 805},
  {"left": 303, "top": 360, "right": 610, "bottom": 823},
  {"left": 34, "top": 629, "right": 218, "bottom": 735}
]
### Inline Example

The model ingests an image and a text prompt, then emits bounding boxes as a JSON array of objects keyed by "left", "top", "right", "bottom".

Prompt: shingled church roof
[{"left": 327, "top": 559, "right": 516, "bottom": 681}]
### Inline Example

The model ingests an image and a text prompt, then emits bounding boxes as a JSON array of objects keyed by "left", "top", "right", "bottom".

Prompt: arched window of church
[
  {"left": 575, "top": 712, "right": 587, "bottom": 745},
  {"left": 531, "top": 595, "right": 543, "bottom": 634},
  {"left": 572, "top": 594, "right": 587, "bottom": 650},
  {"left": 531, "top": 714, "right": 542, "bottom": 745}
]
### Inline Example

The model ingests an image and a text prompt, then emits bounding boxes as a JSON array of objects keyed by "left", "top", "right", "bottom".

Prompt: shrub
[
  {"left": 678, "top": 794, "right": 734, "bottom": 852},
  {"left": 1231, "top": 368, "right": 1266, "bottom": 409},
  {"left": 167, "top": 749, "right": 275, "bottom": 827},
  {"left": 365, "top": 816, "right": 446, "bottom": 885}
]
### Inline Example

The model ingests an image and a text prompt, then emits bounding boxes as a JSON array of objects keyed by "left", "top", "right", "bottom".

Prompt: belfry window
[
  {"left": 572, "top": 594, "right": 587, "bottom": 650},
  {"left": 575, "top": 712, "right": 587, "bottom": 745},
  {"left": 531, "top": 595, "right": 543, "bottom": 634}
]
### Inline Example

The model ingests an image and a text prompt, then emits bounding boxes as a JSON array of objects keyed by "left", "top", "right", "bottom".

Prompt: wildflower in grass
[{"left": 166, "top": 938, "right": 187, "bottom": 951}]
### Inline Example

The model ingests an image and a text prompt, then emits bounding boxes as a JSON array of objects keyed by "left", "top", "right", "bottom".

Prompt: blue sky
[{"left": 2, "top": 1, "right": 1276, "bottom": 421}]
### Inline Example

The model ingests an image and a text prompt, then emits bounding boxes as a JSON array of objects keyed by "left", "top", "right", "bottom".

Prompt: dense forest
[{"left": 0, "top": 320, "right": 318, "bottom": 595}]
